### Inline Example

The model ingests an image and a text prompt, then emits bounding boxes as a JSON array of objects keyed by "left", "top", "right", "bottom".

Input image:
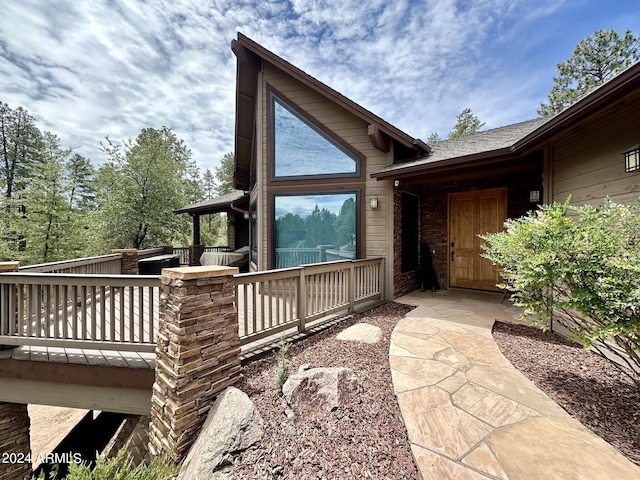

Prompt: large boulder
[
  {"left": 282, "top": 367, "right": 359, "bottom": 418},
  {"left": 178, "top": 386, "right": 264, "bottom": 480}
]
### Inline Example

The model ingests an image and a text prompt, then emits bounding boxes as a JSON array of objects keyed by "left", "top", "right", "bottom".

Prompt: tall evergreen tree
[
  {"left": 96, "top": 127, "right": 199, "bottom": 249},
  {"left": 448, "top": 108, "right": 485, "bottom": 139},
  {"left": 539, "top": 29, "right": 639, "bottom": 116},
  {"left": 214, "top": 152, "right": 235, "bottom": 195}
]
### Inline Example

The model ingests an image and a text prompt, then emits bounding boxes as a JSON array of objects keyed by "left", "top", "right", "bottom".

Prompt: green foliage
[
  {"left": 214, "top": 152, "right": 235, "bottom": 196},
  {"left": 448, "top": 108, "right": 485, "bottom": 139},
  {"left": 274, "top": 337, "right": 291, "bottom": 393},
  {"left": 539, "top": 29, "right": 639, "bottom": 116},
  {"left": 303, "top": 206, "right": 335, "bottom": 248},
  {"left": 95, "top": 127, "right": 201, "bottom": 250},
  {"left": 481, "top": 198, "right": 640, "bottom": 382},
  {"left": 33, "top": 443, "right": 179, "bottom": 480},
  {"left": 426, "top": 132, "right": 442, "bottom": 143}
]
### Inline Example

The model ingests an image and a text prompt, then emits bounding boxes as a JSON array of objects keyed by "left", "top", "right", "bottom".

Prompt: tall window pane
[
  {"left": 272, "top": 96, "right": 358, "bottom": 178},
  {"left": 274, "top": 193, "right": 357, "bottom": 268}
]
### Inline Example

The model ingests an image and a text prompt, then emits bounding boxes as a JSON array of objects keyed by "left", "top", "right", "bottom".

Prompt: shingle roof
[
  {"left": 174, "top": 190, "right": 248, "bottom": 215},
  {"left": 373, "top": 117, "right": 552, "bottom": 177}
]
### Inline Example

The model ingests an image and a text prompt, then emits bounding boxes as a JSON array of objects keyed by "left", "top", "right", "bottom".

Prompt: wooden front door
[{"left": 449, "top": 188, "right": 507, "bottom": 291}]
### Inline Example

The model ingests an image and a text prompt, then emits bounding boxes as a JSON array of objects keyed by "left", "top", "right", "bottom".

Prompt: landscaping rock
[
  {"left": 336, "top": 323, "right": 382, "bottom": 343},
  {"left": 178, "top": 387, "right": 264, "bottom": 480},
  {"left": 282, "top": 367, "right": 359, "bottom": 417},
  {"left": 298, "top": 363, "right": 311, "bottom": 372}
]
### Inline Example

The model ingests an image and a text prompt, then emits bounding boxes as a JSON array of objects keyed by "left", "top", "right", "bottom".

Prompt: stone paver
[{"left": 391, "top": 291, "right": 640, "bottom": 480}]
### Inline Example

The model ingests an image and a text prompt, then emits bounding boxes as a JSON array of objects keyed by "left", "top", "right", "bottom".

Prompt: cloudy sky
[{"left": 1, "top": 1, "right": 639, "bottom": 173}]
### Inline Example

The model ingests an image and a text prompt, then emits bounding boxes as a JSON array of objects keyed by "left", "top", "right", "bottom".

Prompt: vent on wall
[{"left": 624, "top": 146, "right": 640, "bottom": 173}]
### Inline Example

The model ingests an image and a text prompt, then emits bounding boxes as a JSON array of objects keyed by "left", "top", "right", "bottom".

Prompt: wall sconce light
[
  {"left": 227, "top": 219, "right": 235, "bottom": 226},
  {"left": 624, "top": 146, "right": 640, "bottom": 172},
  {"left": 394, "top": 180, "right": 400, "bottom": 187},
  {"left": 529, "top": 190, "right": 541, "bottom": 203},
  {"left": 251, "top": 211, "right": 257, "bottom": 221},
  {"left": 243, "top": 212, "right": 250, "bottom": 220},
  {"left": 370, "top": 196, "right": 378, "bottom": 209}
]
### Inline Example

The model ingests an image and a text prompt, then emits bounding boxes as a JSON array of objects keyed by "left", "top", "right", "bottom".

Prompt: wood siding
[
  {"left": 258, "top": 62, "right": 391, "bottom": 281},
  {"left": 551, "top": 91, "right": 640, "bottom": 206}
]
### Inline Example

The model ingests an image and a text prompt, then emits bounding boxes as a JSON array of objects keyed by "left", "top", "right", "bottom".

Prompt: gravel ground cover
[
  {"left": 492, "top": 321, "right": 640, "bottom": 466},
  {"left": 229, "top": 302, "right": 420, "bottom": 479}
]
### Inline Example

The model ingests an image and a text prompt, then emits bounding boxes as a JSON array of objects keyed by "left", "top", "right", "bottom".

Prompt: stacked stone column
[
  {"left": 0, "top": 403, "right": 31, "bottom": 480},
  {"left": 189, "top": 245, "right": 205, "bottom": 266},
  {"left": 148, "top": 266, "right": 242, "bottom": 461},
  {"left": 112, "top": 249, "right": 139, "bottom": 275}
]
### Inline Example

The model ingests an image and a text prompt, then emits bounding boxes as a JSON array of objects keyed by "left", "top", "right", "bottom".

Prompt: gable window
[
  {"left": 271, "top": 94, "right": 359, "bottom": 179},
  {"left": 273, "top": 192, "right": 357, "bottom": 268},
  {"left": 625, "top": 146, "right": 640, "bottom": 173}
]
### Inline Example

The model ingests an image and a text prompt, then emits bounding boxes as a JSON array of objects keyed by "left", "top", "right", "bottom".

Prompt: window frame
[
  {"left": 268, "top": 87, "right": 364, "bottom": 182},
  {"left": 270, "top": 189, "right": 361, "bottom": 269}
]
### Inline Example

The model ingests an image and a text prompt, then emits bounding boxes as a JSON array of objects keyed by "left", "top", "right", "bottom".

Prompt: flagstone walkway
[{"left": 391, "top": 290, "right": 640, "bottom": 480}]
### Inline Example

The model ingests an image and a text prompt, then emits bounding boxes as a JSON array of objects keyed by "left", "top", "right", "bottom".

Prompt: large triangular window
[{"left": 271, "top": 94, "right": 359, "bottom": 178}]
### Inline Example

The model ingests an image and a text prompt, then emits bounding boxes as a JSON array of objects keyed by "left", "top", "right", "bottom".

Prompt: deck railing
[
  {"left": 19, "top": 254, "right": 123, "bottom": 275},
  {"left": 0, "top": 273, "right": 161, "bottom": 352},
  {"left": 234, "top": 257, "right": 383, "bottom": 345}
]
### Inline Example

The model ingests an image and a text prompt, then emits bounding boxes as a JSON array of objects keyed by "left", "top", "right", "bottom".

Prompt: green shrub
[
  {"left": 274, "top": 337, "right": 291, "bottom": 393},
  {"left": 33, "top": 443, "right": 180, "bottom": 480},
  {"left": 481, "top": 197, "right": 640, "bottom": 384}
]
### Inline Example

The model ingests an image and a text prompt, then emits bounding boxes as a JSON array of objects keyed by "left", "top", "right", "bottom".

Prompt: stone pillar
[
  {"left": 0, "top": 262, "right": 19, "bottom": 273},
  {"left": 189, "top": 244, "right": 205, "bottom": 266},
  {"left": 149, "top": 266, "right": 242, "bottom": 461},
  {"left": 0, "top": 403, "right": 32, "bottom": 480},
  {"left": 112, "top": 249, "right": 139, "bottom": 275}
]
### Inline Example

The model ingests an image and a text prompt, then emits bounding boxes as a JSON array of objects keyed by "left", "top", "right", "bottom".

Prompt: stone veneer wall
[
  {"left": 189, "top": 244, "right": 205, "bottom": 266},
  {"left": 393, "top": 186, "right": 421, "bottom": 298},
  {"left": 419, "top": 171, "right": 543, "bottom": 291},
  {"left": 148, "top": 266, "right": 242, "bottom": 462},
  {"left": 0, "top": 403, "right": 32, "bottom": 480},
  {"left": 113, "top": 249, "right": 139, "bottom": 275}
]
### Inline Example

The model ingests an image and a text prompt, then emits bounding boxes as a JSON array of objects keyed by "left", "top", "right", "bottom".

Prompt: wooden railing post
[
  {"left": 149, "top": 265, "right": 242, "bottom": 462},
  {"left": 297, "top": 268, "right": 307, "bottom": 333},
  {"left": 348, "top": 261, "right": 355, "bottom": 313},
  {"left": 0, "top": 262, "right": 19, "bottom": 348}
]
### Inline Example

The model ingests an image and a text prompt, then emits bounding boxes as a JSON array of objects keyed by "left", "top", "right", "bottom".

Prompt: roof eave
[
  {"left": 371, "top": 147, "right": 514, "bottom": 180},
  {"left": 513, "top": 61, "right": 640, "bottom": 151}
]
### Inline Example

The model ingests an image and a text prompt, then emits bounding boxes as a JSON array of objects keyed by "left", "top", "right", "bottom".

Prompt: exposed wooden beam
[
  {"left": 368, "top": 124, "right": 391, "bottom": 153},
  {"left": 0, "top": 378, "right": 151, "bottom": 415}
]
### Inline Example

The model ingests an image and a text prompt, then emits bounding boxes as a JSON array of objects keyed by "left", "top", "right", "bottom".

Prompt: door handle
[{"left": 451, "top": 251, "right": 455, "bottom": 262}]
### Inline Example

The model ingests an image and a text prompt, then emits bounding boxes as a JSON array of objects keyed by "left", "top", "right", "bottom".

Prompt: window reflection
[
  {"left": 274, "top": 193, "right": 357, "bottom": 268},
  {"left": 273, "top": 96, "right": 358, "bottom": 177}
]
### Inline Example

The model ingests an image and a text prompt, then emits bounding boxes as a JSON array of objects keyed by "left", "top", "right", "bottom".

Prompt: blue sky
[{"left": 1, "top": 1, "right": 639, "bottom": 174}]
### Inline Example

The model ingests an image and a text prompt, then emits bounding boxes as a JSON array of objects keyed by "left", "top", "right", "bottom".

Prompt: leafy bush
[
  {"left": 33, "top": 443, "right": 180, "bottom": 480},
  {"left": 481, "top": 197, "right": 640, "bottom": 384},
  {"left": 274, "top": 337, "right": 291, "bottom": 393}
]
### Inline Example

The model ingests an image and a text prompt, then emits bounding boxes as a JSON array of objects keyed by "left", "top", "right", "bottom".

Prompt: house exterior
[{"left": 230, "top": 32, "right": 640, "bottom": 300}]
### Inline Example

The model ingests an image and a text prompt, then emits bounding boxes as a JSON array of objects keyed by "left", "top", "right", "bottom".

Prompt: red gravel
[
  {"left": 492, "top": 321, "right": 640, "bottom": 466},
  {"left": 228, "top": 302, "right": 419, "bottom": 479}
]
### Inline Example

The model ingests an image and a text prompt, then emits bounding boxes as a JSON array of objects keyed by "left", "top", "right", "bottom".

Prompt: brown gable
[{"left": 231, "top": 32, "right": 428, "bottom": 189}]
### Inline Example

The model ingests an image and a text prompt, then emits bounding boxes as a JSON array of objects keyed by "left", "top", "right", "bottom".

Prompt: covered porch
[
  {"left": 372, "top": 120, "right": 549, "bottom": 297},
  {"left": 174, "top": 191, "right": 250, "bottom": 268}
]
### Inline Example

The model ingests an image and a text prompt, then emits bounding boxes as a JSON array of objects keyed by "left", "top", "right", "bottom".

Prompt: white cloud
[{"left": 0, "top": 0, "right": 636, "bottom": 176}]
